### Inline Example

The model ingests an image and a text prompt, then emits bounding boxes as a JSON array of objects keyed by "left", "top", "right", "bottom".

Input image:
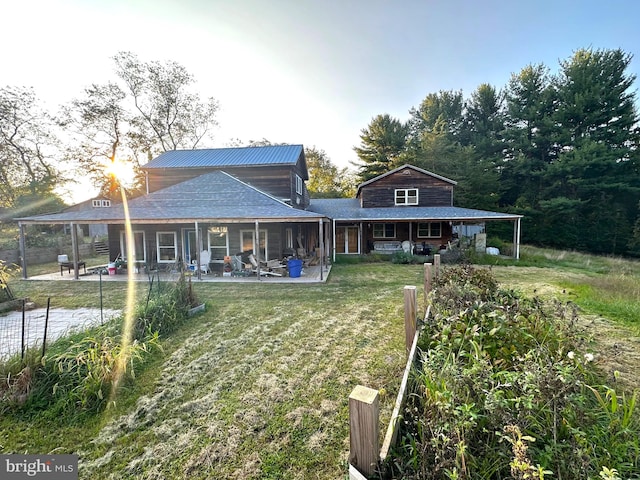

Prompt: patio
[{"left": 25, "top": 263, "right": 332, "bottom": 284}]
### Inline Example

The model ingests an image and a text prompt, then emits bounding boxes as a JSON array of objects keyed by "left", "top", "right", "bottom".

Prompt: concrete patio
[{"left": 24, "top": 264, "right": 332, "bottom": 284}]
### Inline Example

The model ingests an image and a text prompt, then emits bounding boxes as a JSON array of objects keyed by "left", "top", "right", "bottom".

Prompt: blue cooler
[{"left": 287, "top": 259, "right": 303, "bottom": 278}]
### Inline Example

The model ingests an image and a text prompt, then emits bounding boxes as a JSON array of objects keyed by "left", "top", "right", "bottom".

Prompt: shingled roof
[
  {"left": 17, "top": 171, "right": 324, "bottom": 224},
  {"left": 308, "top": 198, "right": 521, "bottom": 222}
]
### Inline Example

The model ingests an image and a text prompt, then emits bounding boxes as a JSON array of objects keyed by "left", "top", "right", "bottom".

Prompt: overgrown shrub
[
  {"left": 388, "top": 265, "right": 640, "bottom": 479},
  {"left": 0, "top": 275, "right": 199, "bottom": 414}
]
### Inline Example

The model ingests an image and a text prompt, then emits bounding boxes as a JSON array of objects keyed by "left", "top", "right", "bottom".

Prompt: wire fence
[{"left": 0, "top": 300, "right": 119, "bottom": 362}]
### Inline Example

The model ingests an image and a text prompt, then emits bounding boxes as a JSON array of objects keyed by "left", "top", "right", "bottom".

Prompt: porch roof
[
  {"left": 308, "top": 199, "right": 522, "bottom": 222},
  {"left": 17, "top": 171, "right": 326, "bottom": 225}
]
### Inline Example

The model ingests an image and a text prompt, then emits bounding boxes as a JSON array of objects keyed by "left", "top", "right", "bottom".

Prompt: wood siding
[
  {"left": 359, "top": 168, "right": 453, "bottom": 208},
  {"left": 146, "top": 164, "right": 309, "bottom": 209}
]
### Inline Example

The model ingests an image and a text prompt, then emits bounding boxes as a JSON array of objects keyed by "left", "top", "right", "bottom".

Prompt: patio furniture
[{"left": 58, "top": 254, "right": 86, "bottom": 276}]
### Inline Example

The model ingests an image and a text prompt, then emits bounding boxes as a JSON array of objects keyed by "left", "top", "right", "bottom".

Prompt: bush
[
  {"left": 0, "top": 275, "right": 198, "bottom": 414},
  {"left": 389, "top": 265, "right": 640, "bottom": 479}
]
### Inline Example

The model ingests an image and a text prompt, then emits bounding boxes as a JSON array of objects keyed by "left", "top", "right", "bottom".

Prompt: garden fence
[{"left": 349, "top": 257, "right": 439, "bottom": 479}]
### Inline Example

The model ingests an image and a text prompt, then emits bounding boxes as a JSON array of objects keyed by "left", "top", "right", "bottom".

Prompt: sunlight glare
[{"left": 105, "top": 159, "right": 136, "bottom": 188}]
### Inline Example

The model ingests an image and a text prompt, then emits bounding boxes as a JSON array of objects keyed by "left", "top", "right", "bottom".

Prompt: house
[
  {"left": 15, "top": 145, "right": 522, "bottom": 280},
  {"left": 308, "top": 164, "right": 522, "bottom": 260}
]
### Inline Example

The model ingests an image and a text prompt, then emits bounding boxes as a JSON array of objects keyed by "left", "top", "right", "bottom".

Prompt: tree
[
  {"left": 305, "top": 147, "right": 356, "bottom": 198},
  {"left": 0, "top": 86, "right": 64, "bottom": 211},
  {"left": 62, "top": 52, "right": 220, "bottom": 199},
  {"left": 353, "top": 114, "right": 409, "bottom": 182},
  {"left": 502, "top": 64, "right": 558, "bottom": 207},
  {"left": 61, "top": 82, "right": 142, "bottom": 198},
  {"left": 113, "top": 51, "right": 219, "bottom": 156},
  {"left": 408, "top": 90, "right": 464, "bottom": 140},
  {"left": 546, "top": 48, "right": 640, "bottom": 253}
]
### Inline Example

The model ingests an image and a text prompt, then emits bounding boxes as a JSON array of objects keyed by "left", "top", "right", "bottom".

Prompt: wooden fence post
[
  {"left": 423, "top": 263, "right": 432, "bottom": 305},
  {"left": 433, "top": 254, "right": 441, "bottom": 280},
  {"left": 349, "top": 385, "right": 380, "bottom": 477},
  {"left": 404, "top": 286, "right": 417, "bottom": 353}
]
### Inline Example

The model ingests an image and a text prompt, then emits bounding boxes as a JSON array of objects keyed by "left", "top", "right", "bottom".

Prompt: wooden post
[
  {"left": 349, "top": 385, "right": 379, "bottom": 477},
  {"left": 404, "top": 286, "right": 417, "bottom": 353},
  {"left": 423, "top": 263, "right": 432, "bottom": 306},
  {"left": 18, "top": 223, "right": 27, "bottom": 279},
  {"left": 71, "top": 222, "right": 80, "bottom": 280},
  {"left": 433, "top": 253, "right": 441, "bottom": 280}
]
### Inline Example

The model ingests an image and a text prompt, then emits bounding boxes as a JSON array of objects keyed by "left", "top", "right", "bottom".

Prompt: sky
[{"left": 3, "top": 0, "right": 640, "bottom": 203}]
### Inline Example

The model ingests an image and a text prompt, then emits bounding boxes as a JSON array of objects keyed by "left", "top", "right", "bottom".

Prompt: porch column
[
  {"left": 195, "top": 221, "right": 201, "bottom": 280},
  {"left": 255, "top": 220, "right": 261, "bottom": 280},
  {"left": 19, "top": 223, "right": 27, "bottom": 279},
  {"left": 513, "top": 218, "right": 521, "bottom": 260},
  {"left": 319, "top": 219, "right": 324, "bottom": 281},
  {"left": 71, "top": 223, "right": 80, "bottom": 280},
  {"left": 332, "top": 219, "right": 336, "bottom": 263}
]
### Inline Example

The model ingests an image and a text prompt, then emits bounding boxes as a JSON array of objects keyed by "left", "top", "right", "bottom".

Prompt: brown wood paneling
[{"left": 359, "top": 168, "right": 453, "bottom": 208}]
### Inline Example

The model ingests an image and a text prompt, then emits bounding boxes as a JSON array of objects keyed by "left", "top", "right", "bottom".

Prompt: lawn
[
  {"left": 2, "top": 250, "right": 639, "bottom": 479},
  {"left": 2, "top": 263, "right": 424, "bottom": 479}
]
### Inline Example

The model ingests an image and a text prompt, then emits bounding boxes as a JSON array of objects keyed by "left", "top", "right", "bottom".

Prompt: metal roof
[
  {"left": 308, "top": 198, "right": 522, "bottom": 222},
  {"left": 17, "top": 171, "right": 325, "bottom": 225},
  {"left": 142, "top": 144, "right": 305, "bottom": 169}
]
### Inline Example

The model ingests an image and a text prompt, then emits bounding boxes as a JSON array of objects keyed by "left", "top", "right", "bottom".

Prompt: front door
[
  {"left": 182, "top": 229, "right": 202, "bottom": 265},
  {"left": 336, "top": 226, "right": 359, "bottom": 254}
]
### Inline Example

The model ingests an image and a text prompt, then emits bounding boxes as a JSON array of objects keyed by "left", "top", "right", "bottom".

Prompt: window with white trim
[
  {"left": 295, "top": 174, "right": 303, "bottom": 195},
  {"left": 120, "top": 230, "right": 146, "bottom": 262},
  {"left": 208, "top": 226, "right": 229, "bottom": 263},
  {"left": 156, "top": 232, "right": 177, "bottom": 263},
  {"left": 373, "top": 223, "right": 396, "bottom": 239},
  {"left": 92, "top": 199, "right": 111, "bottom": 207},
  {"left": 417, "top": 222, "right": 442, "bottom": 238},
  {"left": 395, "top": 188, "right": 418, "bottom": 205}
]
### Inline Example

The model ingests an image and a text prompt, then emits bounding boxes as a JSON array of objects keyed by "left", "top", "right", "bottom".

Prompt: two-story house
[
  {"left": 15, "top": 146, "right": 522, "bottom": 280},
  {"left": 309, "top": 164, "right": 522, "bottom": 260}
]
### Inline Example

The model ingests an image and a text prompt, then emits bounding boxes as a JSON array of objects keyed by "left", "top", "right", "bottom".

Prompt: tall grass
[{"left": 388, "top": 264, "right": 640, "bottom": 479}]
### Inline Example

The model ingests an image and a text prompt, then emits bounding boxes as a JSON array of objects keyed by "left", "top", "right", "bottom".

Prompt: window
[
  {"left": 156, "top": 232, "right": 177, "bottom": 263},
  {"left": 417, "top": 222, "right": 442, "bottom": 238},
  {"left": 373, "top": 223, "right": 396, "bottom": 239},
  {"left": 285, "top": 228, "right": 294, "bottom": 249},
  {"left": 295, "top": 174, "right": 303, "bottom": 195},
  {"left": 92, "top": 199, "right": 111, "bottom": 207},
  {"left": 240, "top": 229, "right": 268, "bottom": 259},
  {"left": 208, "top": 226, "right": 228, "bottom": 263},
  {"left": 395, "top": 188, "right": 418, "bottom": 205},
  {"left": 120, "top": 230, "right": 146, "bottom": 262}
]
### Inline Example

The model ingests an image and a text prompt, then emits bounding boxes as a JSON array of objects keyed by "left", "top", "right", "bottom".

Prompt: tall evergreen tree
[
  {"left": 353, "top": 114, "right": 408, "bottom": 182},
  {"left": 546, "top": 48, "right": 640, "bottom": 253}
]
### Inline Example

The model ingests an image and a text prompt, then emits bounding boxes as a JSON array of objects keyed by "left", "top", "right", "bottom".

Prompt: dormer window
[
  {"left": 395, "top": 188, "right": 418, "bottom": 205},
  {"left": 92, "top": 199, "right": 111, "bottom": 208}
]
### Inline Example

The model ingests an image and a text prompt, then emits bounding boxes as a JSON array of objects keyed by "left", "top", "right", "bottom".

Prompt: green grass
[
  {"left": 2, "top": 250, "right": 640, "bottom": 478},
  {"left": 1, "top": 263, "right": 421, "bottom": 479}
]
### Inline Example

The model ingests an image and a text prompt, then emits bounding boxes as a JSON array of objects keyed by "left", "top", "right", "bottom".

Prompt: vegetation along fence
[{"left": 349, "top": 257, "right": 439, "bottom": 479}]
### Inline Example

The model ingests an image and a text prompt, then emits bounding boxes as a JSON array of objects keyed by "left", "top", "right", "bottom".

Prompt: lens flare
[{"left": 108, "top": 183, "right": 137, "bottom": 404}]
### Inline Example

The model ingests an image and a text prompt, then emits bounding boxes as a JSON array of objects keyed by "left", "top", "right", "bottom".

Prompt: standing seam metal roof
[{"left": 142, "top": 144, "right": 304, "bottom": 169}]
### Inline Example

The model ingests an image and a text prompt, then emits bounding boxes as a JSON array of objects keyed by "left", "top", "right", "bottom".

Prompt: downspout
[{"left": 19, "top": 223, "right": 27, "bottom": 279}]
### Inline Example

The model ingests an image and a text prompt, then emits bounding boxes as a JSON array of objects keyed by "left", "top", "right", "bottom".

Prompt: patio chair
[
  {"left": 58, "top": 254, "right": 86, "bottom": 276},
  {"left": 199, "top": 250, "right": 211, "bottom": 274}
]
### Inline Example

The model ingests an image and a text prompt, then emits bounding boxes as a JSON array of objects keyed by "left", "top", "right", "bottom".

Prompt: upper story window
[
  {"left": 295, "top": 174, "right": 303, "bottom": 195},
  {"left": 395, "top": 188, "right": 418, "bottom": 205},
  {"left": 92, "top": 199, "right": 111, "bottom": 207}
]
